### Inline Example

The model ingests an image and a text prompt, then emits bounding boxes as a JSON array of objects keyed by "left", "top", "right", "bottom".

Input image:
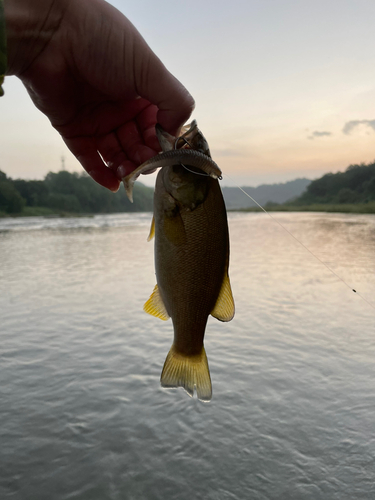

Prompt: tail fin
[{"left": 160, "top": 345, "right": 212, "bottom": 402}]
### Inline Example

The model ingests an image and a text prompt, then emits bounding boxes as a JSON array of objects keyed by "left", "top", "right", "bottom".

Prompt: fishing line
[
  {"left": 224, "top": 173, "right": 375, "bottom": 311},
  {"left": 180, "top": 163, "right": 212, "bottom": 177}
]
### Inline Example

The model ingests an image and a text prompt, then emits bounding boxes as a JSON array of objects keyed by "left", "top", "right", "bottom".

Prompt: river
[{"left": 0, "top": 212, "right": 374, "bottom": 499}]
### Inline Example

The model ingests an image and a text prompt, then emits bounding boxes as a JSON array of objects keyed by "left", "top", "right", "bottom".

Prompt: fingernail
[
  {"left": 133, "top": 152, "right": 141, "bottom": 165},
  {"left": 110, "top": 183, "right": 120, "bottom": 193},
  {"left": 116, "top": 164, "right": 128, "bottom": 179}
]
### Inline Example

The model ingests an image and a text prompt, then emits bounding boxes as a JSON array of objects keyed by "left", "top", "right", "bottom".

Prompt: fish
[{"left": 122, "top": 121, "right": 235, "bottom": 401}]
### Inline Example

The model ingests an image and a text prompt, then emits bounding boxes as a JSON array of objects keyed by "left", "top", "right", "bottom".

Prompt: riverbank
[
  {"left": 236, "top": 201, "right": 375, "bottom": 214},
  {"left": 0, "top": 207, "right": 97, "bottom": 218},
  {"left": 2, "top": 201, "right": 375, "bottom": 218}
]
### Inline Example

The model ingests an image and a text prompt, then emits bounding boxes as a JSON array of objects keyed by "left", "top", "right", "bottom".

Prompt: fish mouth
[
  {"left": 156, "top": 120, "right": 211, "bottom": 158},
  {"left": 122, "top": 121, "right": 222, "bottom": 202}
]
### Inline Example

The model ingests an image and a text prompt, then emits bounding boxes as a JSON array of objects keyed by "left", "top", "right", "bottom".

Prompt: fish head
[
  {"left": 177, "top": 121, "right": 211, "bottom": 157},
  {"left": 156, "top": 121, "right": 211, "bottom": 158},
  {"left": 160, "top": 164, "right": 210, "bottom": 211}
]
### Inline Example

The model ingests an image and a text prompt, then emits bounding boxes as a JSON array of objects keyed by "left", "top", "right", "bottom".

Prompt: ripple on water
[{"left": 1, "top": 212, "right": 375, "bottom": 499}]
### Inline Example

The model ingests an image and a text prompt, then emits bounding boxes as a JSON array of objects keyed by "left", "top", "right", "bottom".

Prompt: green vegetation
[
  {"left": 239, "top": 202, "right": 375, "bottom": 214},
  {"left": 2, "top": 160, "right": 375, "bottom": 217},
  {"left": 0, "top": 171, "right": 26, "bottom": 213},
  {"left": 239, "top": 161, "right": 375, "bottom": 214},
  {"left": 222, "top": 178, "right": 311, "bottom": 210},
  {"left": 293, "top": 161, "right": 375, "bottom": 206},
  {"left": 0, "top": 170, "right": 154, "bottom": 216}
]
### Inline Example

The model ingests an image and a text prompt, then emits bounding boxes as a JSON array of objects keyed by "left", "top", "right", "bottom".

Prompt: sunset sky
[{"left": 1, "top": 0, "right": 375, "bottom": 187}]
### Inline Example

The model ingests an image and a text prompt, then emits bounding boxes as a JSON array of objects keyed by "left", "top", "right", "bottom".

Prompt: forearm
[{"left": 4, "top": 0, "right": 67, "bottom": 76}]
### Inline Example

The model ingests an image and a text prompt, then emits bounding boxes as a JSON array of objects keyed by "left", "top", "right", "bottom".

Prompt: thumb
[{"left": 135, "top": 49, "right": 195, "bottom": 135}]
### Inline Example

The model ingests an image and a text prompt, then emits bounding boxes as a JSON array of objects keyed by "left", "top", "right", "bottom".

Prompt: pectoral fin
[
  {"left": 211, "top": 274, "right": 235, "bottom": 322},
  {"left": 163, "top": 214, "right": 187, "bottom": 246},
  {"left": 143, "top": 284, "right": 169, "bottom": 320},
  {"left": 147, "top": 216, "right": 155, "bottom": 241}
]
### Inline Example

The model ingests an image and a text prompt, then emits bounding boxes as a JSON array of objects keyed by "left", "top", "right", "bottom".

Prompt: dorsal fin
[
  {"left": 143, "top": 284, "right": 169, "bottom": 320},
  {"left": 210, "top": 274, "right": 235, "bottom": 322}
]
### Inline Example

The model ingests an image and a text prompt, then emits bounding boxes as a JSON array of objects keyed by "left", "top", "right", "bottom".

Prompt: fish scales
[{"left": 154, "top": 171, "right": 229, "bottom": 357}]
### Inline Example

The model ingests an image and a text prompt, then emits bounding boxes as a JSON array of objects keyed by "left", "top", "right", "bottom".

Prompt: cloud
[
  {"left": 342, "top": 119, "right": 375, "bottom": 135},
  {"left": 307, "top": 131, "right": 332, "bottom": 140}
]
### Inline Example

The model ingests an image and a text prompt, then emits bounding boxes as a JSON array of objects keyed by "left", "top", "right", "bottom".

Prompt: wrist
[{"left": 4, "top": 0, "right": 67, "bottom": 76}]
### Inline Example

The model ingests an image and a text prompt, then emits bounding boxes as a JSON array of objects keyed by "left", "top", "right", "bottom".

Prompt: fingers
[
  {"left": 95, "top": 123, "right": 157, "bottom": 180},
  {"left": 156, "top": 80, "right": 196, "bottom": 136},
  {"left": 136, "top": 104, "right": 160, "bottom": 151},
  {"left": 116, "top": 122, "right": 156, "bottom": 163},
  {"left": 95, "top": 131, "right": 136, "bottom": 179},
  {"left": 64, "top": 136, "right": 121, "bottom": 192},
  {"left": 62, "top": 98, "right": 161, "bottom": 186},
  {"left": 95, "top": 131, "right": 129, "bottom": 167},
  {"left": 95, "top": 101, "right": 160, "bottom": 180},
  {"left": 133, "top": 46, "right": 195, "bottom": 136}
]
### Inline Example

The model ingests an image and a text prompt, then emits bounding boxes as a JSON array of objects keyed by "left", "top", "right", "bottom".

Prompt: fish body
[
  {"left": 143, "top": 123, "right": 234, "bottom": 401},
  {"left": 123, "top": 121, "right": 234, "bottom": 401}
]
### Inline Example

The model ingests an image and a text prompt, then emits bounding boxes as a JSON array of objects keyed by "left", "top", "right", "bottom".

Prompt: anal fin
[{"left": 160, "top": 345, "right": 212, "bottom": 402}]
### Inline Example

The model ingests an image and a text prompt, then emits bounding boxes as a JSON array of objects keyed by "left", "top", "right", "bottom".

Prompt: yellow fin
[
  {"left": 147, "top": 216, "right": 155, "bottom": 241},
  {"left": 163, "top": 214, "right": 186, "bottom": 246},
  {"left": 143, "top": 284, "right": 169, "bottom": 320},
  {"left": 211, "top": 273, "right": 235, "bottom": 322},
  {"left": 160, "top": 345, "right": 212, "bottom": 402}
]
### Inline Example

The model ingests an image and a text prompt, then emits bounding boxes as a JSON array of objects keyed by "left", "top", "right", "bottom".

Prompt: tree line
[
  {"left": 293, "top": 161, "right": 375, "bottom": 205},
  {"left": 0, "top": 170, "right": 154, "bottom": 214},
  {"left": 2, "top": 160, "right": 375, "bottom": 215}
]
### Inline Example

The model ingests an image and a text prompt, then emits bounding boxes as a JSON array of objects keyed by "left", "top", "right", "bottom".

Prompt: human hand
[{"left": 4, "top": 0, "right": 194, "bottom": 191}]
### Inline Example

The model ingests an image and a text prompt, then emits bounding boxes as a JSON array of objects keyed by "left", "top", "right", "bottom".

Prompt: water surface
[{"left": 1, "top": 212, "right": 374, "bottom": 499}]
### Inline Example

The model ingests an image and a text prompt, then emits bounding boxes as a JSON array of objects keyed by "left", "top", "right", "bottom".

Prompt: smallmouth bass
[{"left": 123, "top": 121, "right": 235, "bottom": 401}]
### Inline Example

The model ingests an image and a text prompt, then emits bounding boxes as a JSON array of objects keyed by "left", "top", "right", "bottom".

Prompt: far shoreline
[
  {"left": 2, "top": 202, "right": 375, "bottom": 218},
  {"left": 234, "top": 202, "right": 375, "bottom": 214}
]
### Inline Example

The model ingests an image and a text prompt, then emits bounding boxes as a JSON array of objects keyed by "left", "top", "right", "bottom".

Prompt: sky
[{"left": 1, "top": 0, "right": 375, "bottom": 187}]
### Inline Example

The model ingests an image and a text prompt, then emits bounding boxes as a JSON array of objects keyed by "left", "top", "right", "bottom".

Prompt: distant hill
[
  {"left": 222, "top": 178, "right": 311, "bottom": 210},
  {"left": 293, "top": 162, "right": 375, "bottom": 205},
  {"left": 1, "top": 169, "right": 312, "bottom": 216},
  {"left": 5, "top": 161, "right": 373, "bottom": 217}
]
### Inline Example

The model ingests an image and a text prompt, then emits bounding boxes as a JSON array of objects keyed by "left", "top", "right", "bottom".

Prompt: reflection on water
[{"left": 1, "top": 212, "right": 375, "bottom": 500}]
